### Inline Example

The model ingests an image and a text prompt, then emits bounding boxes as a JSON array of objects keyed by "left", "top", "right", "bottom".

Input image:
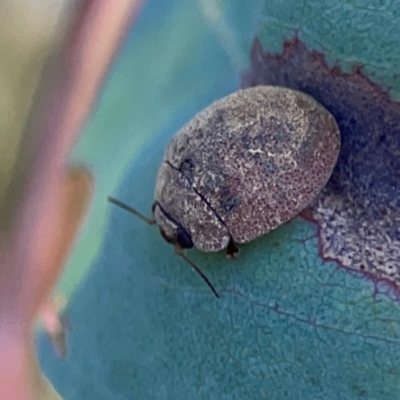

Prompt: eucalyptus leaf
[{"left": 39, "top": 0, "right": 400, "bottom": 399}]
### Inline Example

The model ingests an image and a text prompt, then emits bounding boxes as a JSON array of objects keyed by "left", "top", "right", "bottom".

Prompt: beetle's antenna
[
  {"left": 108, "top": 197, "right": 219, "bottom": 298},
  {"left": 175, "top": 245, "right": 220, "bottom": 298},
  {"left": 108, "top": 197, "right": 155, "bottom": 225}
]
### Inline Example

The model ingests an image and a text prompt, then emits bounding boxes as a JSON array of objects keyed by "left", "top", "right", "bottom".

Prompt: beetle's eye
[{"left": 176, "top": 227, "right": 194, "bottom": 249}]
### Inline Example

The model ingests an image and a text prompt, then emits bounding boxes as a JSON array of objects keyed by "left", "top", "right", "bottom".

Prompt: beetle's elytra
[
  {"left": 109, "top": 85, "right": 340, "bottom": 296},
  {"left": 154, "top": 85, "right": 340, "bottom": 252}
]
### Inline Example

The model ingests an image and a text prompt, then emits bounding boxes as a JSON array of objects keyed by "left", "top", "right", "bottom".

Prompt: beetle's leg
[{"left": 226, "top": 238, "right": 239, "bottom": 259}]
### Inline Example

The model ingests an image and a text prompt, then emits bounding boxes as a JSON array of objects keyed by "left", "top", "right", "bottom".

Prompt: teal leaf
[{"left": 39, "top": 0, "right": 400, "bottom": 399}]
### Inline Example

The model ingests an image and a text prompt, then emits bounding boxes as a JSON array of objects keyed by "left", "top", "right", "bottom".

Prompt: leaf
[{"left": 39, "top": 0, "right": 400, "bottom": 399}]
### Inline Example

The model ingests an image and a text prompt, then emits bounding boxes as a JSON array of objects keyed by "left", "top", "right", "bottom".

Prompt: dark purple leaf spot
[{"left": 243, "top": 36, "right": 400, "bottom": 293}]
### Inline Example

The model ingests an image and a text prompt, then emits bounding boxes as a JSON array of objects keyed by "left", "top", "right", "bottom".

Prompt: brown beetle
[{"left": 109, "top": 85, "right": 340, "bottom": 297}]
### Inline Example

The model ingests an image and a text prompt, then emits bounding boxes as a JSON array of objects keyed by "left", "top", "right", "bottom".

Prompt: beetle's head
[
  {"left": 107, "top": 196, "right": 219, "bottom": 298},
  {"left": 152, "top": 201, "right": 194, "bottom": 249}
]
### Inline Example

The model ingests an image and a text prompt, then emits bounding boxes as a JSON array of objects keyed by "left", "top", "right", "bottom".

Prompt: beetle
[{"left": 109, "top": 85, "right": 340, "bottom": 297}]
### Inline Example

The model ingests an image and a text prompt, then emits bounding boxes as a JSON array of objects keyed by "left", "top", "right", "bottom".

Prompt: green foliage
[{"left": 40, "top": 0, "right": 400, "bottom": 399}]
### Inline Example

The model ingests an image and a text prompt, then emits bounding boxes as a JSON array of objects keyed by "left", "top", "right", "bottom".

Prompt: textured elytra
[{"left": 154, "top": 86, "right": 340, "bottom": 252}]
